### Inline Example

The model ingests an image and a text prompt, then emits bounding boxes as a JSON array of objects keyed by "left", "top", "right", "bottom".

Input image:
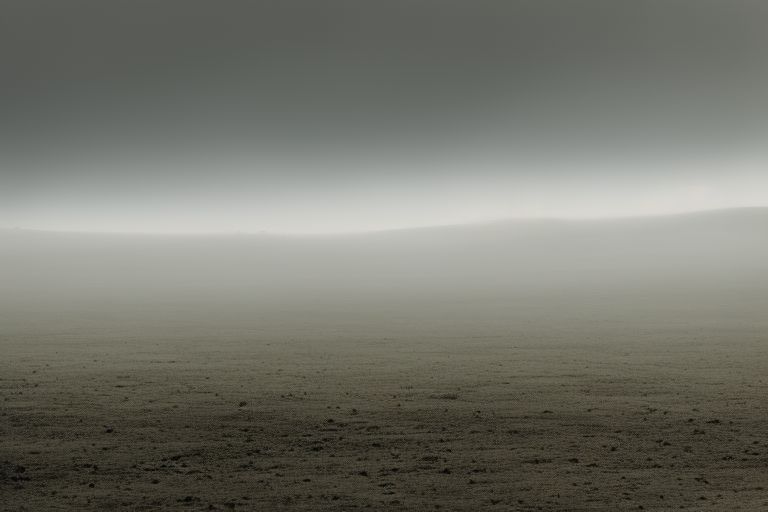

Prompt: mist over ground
[
  {"left": 3, "top": 1, "right": 768, "bottom": 509},
  {"left": 2, "top": 208, "right": 766, "bottom": 338},
  {"left": 3, "top": 209, "right": 768, "bottom": 511}
]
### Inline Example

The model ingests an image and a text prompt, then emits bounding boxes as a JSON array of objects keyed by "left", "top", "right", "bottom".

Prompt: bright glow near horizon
[
  {"left": 3, "top": 1, "right": 768, "bottom": 235},
  {"left": 4, "top": 157, "right": 767, "bottom": 235}
]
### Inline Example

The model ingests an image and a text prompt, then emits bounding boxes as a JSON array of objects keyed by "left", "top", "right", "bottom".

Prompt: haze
[
  {"left": 2, "top": 208, "right": 767, "bottom": 336},
  {"left": 2, "top": 0, "right": 768, "bottom": 233},
  {"left": 3, "top": 2, "right": 768, "bottom": 510}
]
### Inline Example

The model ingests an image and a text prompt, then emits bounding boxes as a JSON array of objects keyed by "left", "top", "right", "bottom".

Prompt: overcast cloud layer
[{"left": 2, "top": 1, "right": 767, "bottom": 233}]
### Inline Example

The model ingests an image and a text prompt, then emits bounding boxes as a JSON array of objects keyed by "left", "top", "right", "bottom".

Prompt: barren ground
[{"left": 2, "top": 295, "right": 767, "bottom": 511}]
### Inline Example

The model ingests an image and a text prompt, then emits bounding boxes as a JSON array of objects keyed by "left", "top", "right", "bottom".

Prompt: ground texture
[{"left": 2, "top": 316, "right": 768, "bottom": 511}]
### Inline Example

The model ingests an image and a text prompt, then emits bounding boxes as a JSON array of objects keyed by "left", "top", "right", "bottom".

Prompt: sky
[{"left": 2, "top": 0, "right": 767, "bottom": 234}]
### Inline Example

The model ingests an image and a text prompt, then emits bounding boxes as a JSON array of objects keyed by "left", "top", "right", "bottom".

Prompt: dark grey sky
[{"left": 2, "top": 1, "right": 767, "bottom": 232}]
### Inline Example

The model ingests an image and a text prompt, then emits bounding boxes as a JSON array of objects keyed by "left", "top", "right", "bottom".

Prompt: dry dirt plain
[{"left": 2, "top": 293, "right": 768, "bottom": 511}]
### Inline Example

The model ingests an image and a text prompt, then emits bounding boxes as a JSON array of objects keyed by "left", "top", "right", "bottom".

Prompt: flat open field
[{"left": 2, "top": 292, "right": 768, "bottom": 511}]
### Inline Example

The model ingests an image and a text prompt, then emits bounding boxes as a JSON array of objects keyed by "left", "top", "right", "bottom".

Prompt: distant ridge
[
  {"left": 2, "top": 206, "right": 767, "bottom": 238},
  {"left": 1, "top": 206, "right": 766, "bottom": 303}
]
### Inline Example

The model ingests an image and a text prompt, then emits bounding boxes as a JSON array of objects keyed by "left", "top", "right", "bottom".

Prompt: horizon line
[{"left": 2, "top": 206, "right": 767, "bottom": 238}]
